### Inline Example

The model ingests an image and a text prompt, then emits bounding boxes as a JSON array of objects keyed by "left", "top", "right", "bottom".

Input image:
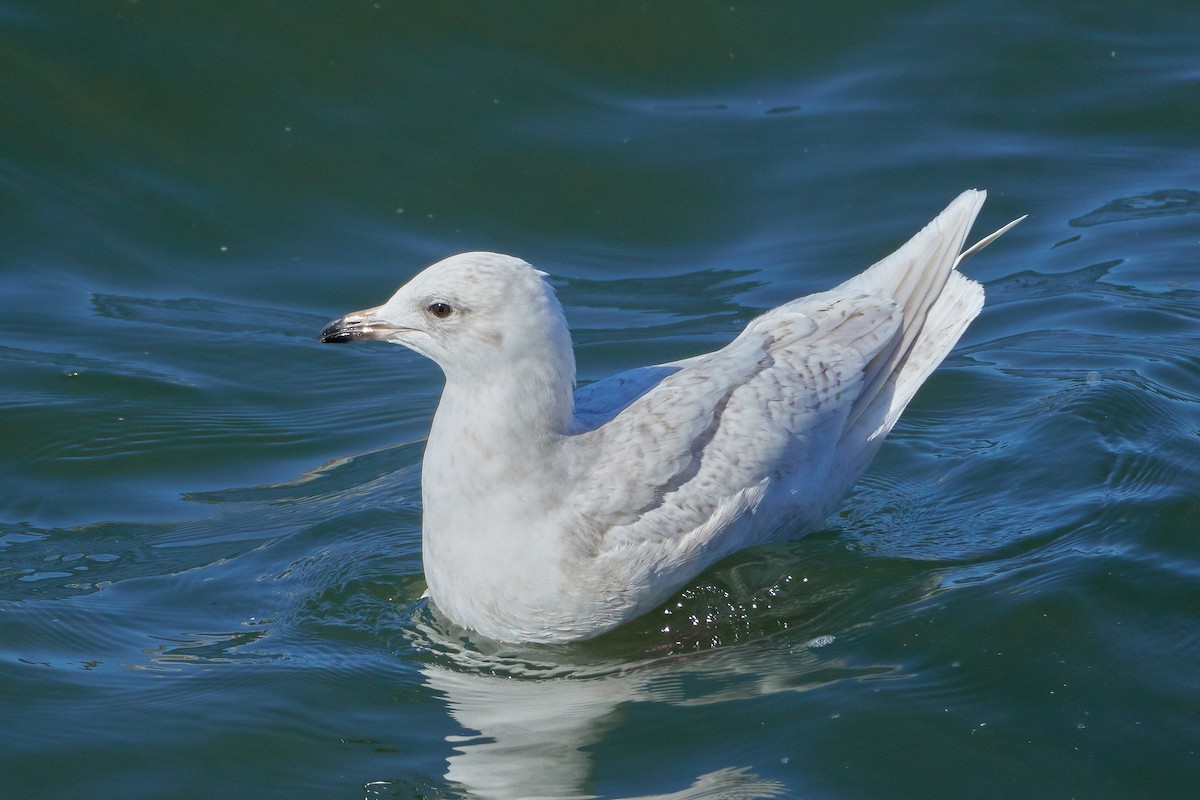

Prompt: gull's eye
[{"left": 427, "top": 301, "right": 453, "bottom": 319}]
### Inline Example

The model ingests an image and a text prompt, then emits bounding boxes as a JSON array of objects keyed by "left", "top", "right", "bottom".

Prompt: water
[{"left": 2, "top": 1, "right": 1198, "bottom": 797}]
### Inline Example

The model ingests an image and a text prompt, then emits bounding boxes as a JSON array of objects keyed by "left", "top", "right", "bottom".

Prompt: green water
[{"left": 2, "top": 2, "right": 1198, "bottom": 798}]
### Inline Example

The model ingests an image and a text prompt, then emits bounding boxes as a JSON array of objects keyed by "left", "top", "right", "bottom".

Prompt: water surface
[{"left": 2, "top": 2, "right": 1198, "bottom": 798}]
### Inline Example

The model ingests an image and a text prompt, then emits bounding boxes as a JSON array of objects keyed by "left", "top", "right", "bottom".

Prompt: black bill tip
[
  {"left": 319, "top": 310, "right": 404, "bottom": 343},
  {"left": 319, "top": 316, "right": 361, "bottom": 343}
]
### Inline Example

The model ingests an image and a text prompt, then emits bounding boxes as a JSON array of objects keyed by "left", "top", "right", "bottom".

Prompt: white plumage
[{"left": 320, "top": 189, "right": 1020, "bottom": 643}]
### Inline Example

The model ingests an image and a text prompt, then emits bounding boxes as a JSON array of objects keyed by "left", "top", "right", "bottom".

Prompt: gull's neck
[
  {"left": 419, "top": 329, "right": 579, "bottom": 631},
  {"left": 424, "top": 317, "right": 577, "bottom": 485},
  {"left": 434, "top": 358, "right": 575, "bottom": 448}
]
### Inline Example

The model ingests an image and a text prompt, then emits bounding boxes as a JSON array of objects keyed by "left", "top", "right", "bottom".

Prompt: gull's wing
[
  {"left": 564, "top": 190, "right": 1002, "bottom": 578},
  {"left": 572, "top": 364, "right": 684, "bottom": 432},
  {"left": 573, "top": 348, "right": 713, "bottom": 431},
  {"left": 566, "top": 292, "right": 903, "bottom": 540}
]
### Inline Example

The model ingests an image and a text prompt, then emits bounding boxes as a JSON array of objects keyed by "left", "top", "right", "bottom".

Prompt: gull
[{"left": 320, "top": 190, "right": 1021, "bottom": 644}]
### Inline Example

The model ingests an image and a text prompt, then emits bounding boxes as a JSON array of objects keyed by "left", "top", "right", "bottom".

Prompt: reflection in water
[
  {"left": 410, "top": 616, "right": 889, "bottom": 800},
  {"left": 426, "top": 665, "right": 631, "bottom": 799}
]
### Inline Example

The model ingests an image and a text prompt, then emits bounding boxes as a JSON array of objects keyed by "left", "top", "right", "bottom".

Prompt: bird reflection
[{"left": 409, "top": 612, "right": 889, "bottom": 800}]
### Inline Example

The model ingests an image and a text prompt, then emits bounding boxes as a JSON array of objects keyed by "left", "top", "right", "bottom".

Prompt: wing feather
[{"left": 565, "top": 294, "right": 903, "bottom": 550}]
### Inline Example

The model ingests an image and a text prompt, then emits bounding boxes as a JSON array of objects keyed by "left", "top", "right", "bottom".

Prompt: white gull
[{"left": 320, "top": 190, "right": 1021, "bottom": 644}]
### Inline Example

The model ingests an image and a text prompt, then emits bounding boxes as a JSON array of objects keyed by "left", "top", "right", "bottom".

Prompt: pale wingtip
[{"left": 956, "top": 212, "right": 1025, "bottom": 268}]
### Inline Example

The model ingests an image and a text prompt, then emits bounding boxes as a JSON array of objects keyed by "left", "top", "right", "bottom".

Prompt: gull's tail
[{"left": 840, "top": 190, "right": 1019, "bottom": 444}]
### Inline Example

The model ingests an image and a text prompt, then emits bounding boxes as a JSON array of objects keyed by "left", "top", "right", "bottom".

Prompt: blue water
[{"left": 2, "top": 2, "right": 1199, "bottom": 798}]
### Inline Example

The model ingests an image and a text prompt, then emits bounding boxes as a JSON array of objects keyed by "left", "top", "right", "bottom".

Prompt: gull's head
[{"left": 320, "top": 252, "right": 575, "bottom": 383}]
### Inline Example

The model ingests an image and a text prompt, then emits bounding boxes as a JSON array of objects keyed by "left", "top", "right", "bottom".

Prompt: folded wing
[{"left": 565, "top": 190, "right": 1000, "bottom": 577}]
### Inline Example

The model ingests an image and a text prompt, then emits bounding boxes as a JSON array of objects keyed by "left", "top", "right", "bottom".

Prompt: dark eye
[{"left": 427, "top": 301, "right": 453, "bottom": 319}]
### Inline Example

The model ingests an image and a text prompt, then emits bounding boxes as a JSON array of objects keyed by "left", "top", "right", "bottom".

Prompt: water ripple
[{"left": 1069, "top": 189, "right": 1200, "bottom": 227}]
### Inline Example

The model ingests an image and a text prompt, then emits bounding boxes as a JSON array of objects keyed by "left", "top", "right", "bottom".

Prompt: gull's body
[{"left": 320, "top": 190, "right": 1020, "bottom": 643}]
